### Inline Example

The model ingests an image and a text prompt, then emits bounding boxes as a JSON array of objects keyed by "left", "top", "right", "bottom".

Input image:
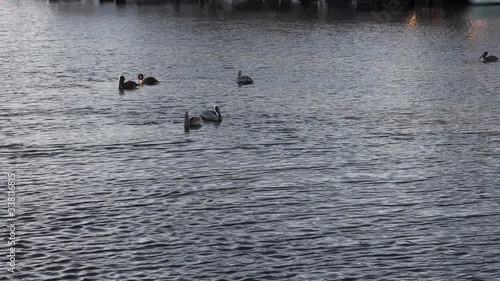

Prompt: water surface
[{"left": 1, "top": 1, "right": 500, "bottom": 280}]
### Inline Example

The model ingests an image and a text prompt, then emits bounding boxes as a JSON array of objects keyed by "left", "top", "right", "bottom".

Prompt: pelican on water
[
  {"left": 200, "top": 105, "right": 222, "bottom": 122},
  {"left": 479, "top": 52, "right": 498, "bottom": 63},
  {"left": 119, "top": 76, "right": 139, "bottom": 91},
  {"left": 236, "top": 70, "right": 253, "bottom": 85},
  {"left": 138, "top": 74, "right": 159, "bottom": 86},
  {"left": 184, "top": 112, "right": 202, "bottom": 131}
]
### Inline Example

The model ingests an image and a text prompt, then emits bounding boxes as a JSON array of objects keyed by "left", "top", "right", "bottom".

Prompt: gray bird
[
  {"left": 184, "top": 112, "right": 202, "bottom": 131},
  {"left": 236, "top": 70, "right": 253, "bottom": 85},
  {"left": 200, "top": 105, "right": 222, "bottom": 122},
  {"left": 138, "top": 74, "right": 159, "bottom": 86},
  {"left": 119, "top": 76, "right": 139, "bottom": 91},
  {"left": 479, "top": 51, "right": 498, "bottom": 63}
]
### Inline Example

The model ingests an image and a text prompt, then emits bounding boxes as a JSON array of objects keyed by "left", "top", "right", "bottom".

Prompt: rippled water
[{"left": 1, "top": 0, "right": 500, "bottom": 280}]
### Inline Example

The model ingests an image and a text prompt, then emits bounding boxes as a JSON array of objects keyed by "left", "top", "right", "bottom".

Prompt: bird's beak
[{"left": 479, "top": 55, "right": 484, "bottom": 60}]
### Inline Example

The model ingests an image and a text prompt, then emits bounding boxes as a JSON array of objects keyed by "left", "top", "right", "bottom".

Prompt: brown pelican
[
  {"left": 236, "top": 70, "right": 253, "bottom": 85},
  {"left": 184, "top": 112, "right": 202, "bottom": 131},
  {"left": 479, "top": 52, "right": 498, "bottom": 63},
  {"left": 200, "top": 105, "right": 222, "bottom": 122},
  {"left": 119, "top": 76, "right": 139, "bottom": 91},
  {"left": 138, "top": 74, "right": 159, "bottom": 86}
]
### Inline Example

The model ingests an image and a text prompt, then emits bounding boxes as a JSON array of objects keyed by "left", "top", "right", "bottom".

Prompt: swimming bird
[
  {"left": 138, "top": 74, "right": 159, "bottom": 86},
  {"left": 200, "top": 105, "right": 222, "bottom": 122},
  {"left": 236, "top": 70, "right": 253, "bottom": 85},
  {"left": 119, "top": 76, "right": 139, "bottom": 91},
  {"left": 479, "top": 52, "right": 498, "bottom": 63},
  {"left": 184, "top": 111, "right": 202, "bottom": 131}
]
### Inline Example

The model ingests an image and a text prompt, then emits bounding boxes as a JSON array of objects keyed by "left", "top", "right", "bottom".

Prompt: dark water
[{"left": 1, "top": 0, "right": 500, "bottom": 280}]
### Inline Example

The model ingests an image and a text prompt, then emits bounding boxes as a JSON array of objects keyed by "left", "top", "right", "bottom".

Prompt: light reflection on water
[{"left": 1, "top": 0, "right": 500, "bottom": 280}]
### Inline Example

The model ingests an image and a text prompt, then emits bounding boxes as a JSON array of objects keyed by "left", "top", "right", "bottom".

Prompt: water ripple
[{"left": 2, "top": 1, "right": 500, "bottom": 280}]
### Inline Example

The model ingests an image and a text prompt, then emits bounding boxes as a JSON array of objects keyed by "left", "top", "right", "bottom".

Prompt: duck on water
[
  {"left": 479, "top": 52, "right": 498, "bottom": 63},
  {"left": 200, "top": 105, "right": 222, "bottom": 122},
  {"left": 236, "top": 70, "right": 253, "bottom": 85},
  {"left": 119, "top": 76, "right": 139, "bottom": 91},
  {"left": 138, "top": 74, "right": 159, "bottom": 86},
  {"left": 184, "top": 112, "right": 202, "bottom": 131}
]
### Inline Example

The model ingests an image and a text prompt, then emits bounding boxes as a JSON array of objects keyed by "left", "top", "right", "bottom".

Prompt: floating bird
[
  {"left": 479, "top": 51, "right": 498, "bottom": 63},
  {"left": 138, "top": 74, "right": 159, "bottom": 86},
  {"left": 236, "top": 70, "right": 253, "bottom": 85},
  {"left": 119, "top": 76, "right": 139, "bottom": 91},
  {"left": 184, "top": 112, "right": 202, "bottom": 131},
  {"left": 200, "top": 105, "right": 222, "bottom": 122}
]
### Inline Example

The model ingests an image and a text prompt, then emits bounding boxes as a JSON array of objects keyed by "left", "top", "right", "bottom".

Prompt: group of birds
[
  {"left": 119, "top": 73, "right": 160, "bottom": 91},
  {"left": 120, "top": 52, "right": 497, "bottom": 131},
  {"left": 184, "top": 105, "right": 222, "bottom": 131},
  {"left": 118, "top": 70, "right": 254, "bottom": 131},
  {"left": 479, "top": 51, "right": 498, "bottom": 63},
  {"left": 118, "top": 70, "right": 253, "bottom": 91},
  {"left": 184, "top": 71, "right": 253, "bottom": 131}
]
